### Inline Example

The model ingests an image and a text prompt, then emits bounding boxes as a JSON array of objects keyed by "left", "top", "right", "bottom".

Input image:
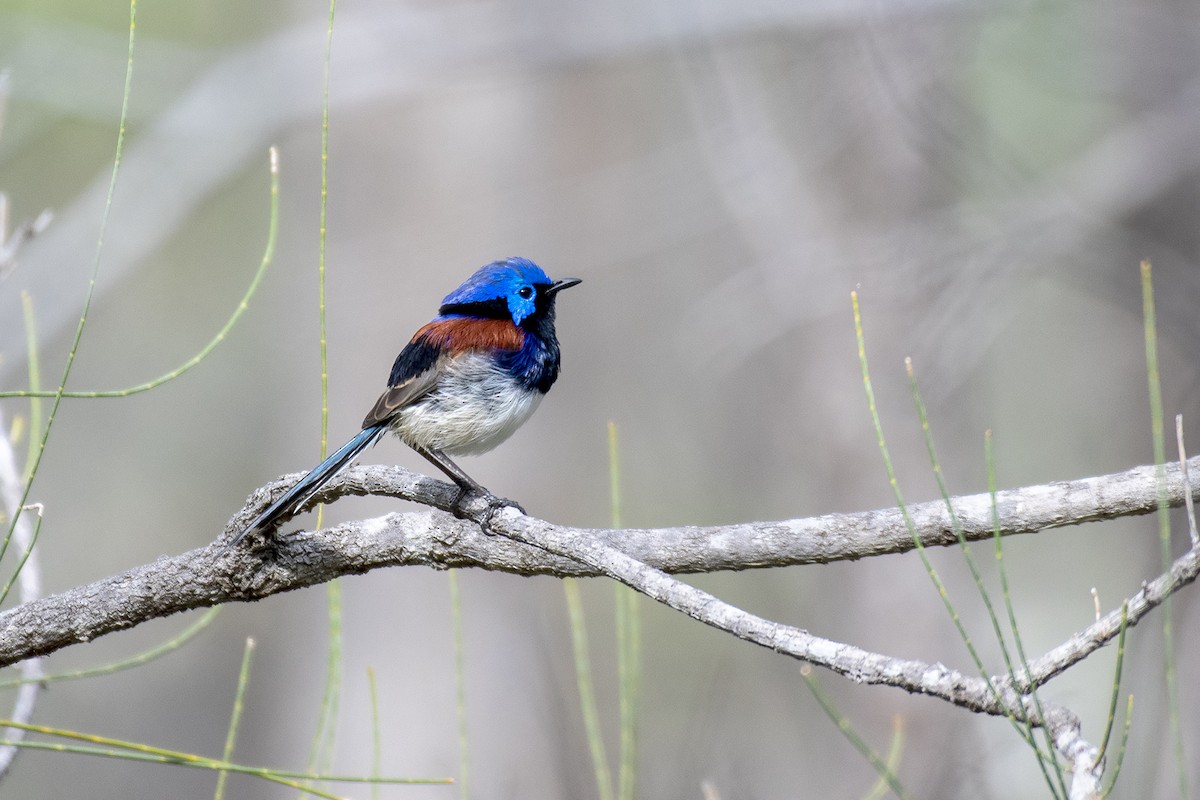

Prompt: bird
[{"left": 223, "top": 257, "right": 580, "bottom": 552}]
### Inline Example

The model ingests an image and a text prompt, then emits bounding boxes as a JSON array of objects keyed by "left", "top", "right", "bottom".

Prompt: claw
[
  {"left": 490, "top": 495, "right": 525, "bottom": 516},
  {"left": 448, "top": 486, "right": 525, "bottom": 528},
  {"left": 479, "top": 494, "right": 524, "bottom": 531}
]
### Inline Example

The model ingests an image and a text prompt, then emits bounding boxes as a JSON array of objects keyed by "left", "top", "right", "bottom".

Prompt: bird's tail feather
[{"left": 222, "top": 424, "right": 386, "bottom": 552}]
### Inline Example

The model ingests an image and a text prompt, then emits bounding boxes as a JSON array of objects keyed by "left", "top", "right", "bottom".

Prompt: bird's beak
[{"left": 547, "top": 277, "right": 582, "bottom": 295}]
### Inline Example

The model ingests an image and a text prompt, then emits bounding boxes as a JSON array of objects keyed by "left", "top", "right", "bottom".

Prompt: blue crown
[
  {"left": 440, "top": 257, "right": 552, "bottom": 307},
  {"left": 440, "top": 257, "right": 557, "bottom": 324}
]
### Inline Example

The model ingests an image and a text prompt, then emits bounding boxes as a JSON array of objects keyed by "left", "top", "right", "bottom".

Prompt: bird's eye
[{"left": 518, "top": 286, "right": 534, "bottom": 299}]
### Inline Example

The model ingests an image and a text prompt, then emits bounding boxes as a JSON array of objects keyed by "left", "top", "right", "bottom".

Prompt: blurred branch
[
  {"left": 0, "top": 206, "right": 53, "bottom": 283},
  {"left": 0, "top": 72, "right": 49, "bottom": 782},
  {"left": 0, "top": 455, "right": 1195, "bottom": 797},
  {"left": 5, "top": 2, "right": 963, "bottom": 370},
  {"left": 0, "top": 73, "right": 52, "bottom": 278},
  {"left": 0, "top": 409, "right": 45, "bottom": 779}
]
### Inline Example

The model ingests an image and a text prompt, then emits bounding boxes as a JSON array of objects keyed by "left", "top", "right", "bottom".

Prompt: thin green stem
[
  {"left": 1, "top": 0, "right": 137, "bottom": 564},
  {"left": 564, "top": 579, "right": 613, "bottom": 800},
  {"left": 854, "top": 294, "right": 1063, "bottom": 795},
  {"left": 448, "top": 569, "right": 471, "bottom": 800},
  {"left": 0, "top": 507, "right": 41, "bottom": 606},
  {"left": 854, "top": 302, "right": 1004, "bottom": 695},
  {"left": 306, "top": 582, "right": 343, "bottom": 785},
  {"left": 306, "top": 1, "right": 342, "bottom": 788},
  {"left": 0, "top": 719, "right": 451, "bottom": 793},
  {"left": 19, "top": 291, "right": 40, "bottom": 473},
  {"left": 853, "top": 299, "right": 976, "bottom": 673},
  {"left": 1100, "top": 696, "right": 1134, "bottom": 798},
  {"left": 1139, "top": 260, "right": 1187, "bottom": 799},
  {"left": 860, "top": 716, "right": 907, "bottom": 800},
  {"left": 985, "top": 432, "right": 1064, "bottom": 795},
  {"left": 0, "top": 741, "right": 347, "bottom": 800},
  {"left": 1094, "top": 603, "right": 1129, "bottom": 766},
  {"left": 607, "top": 421, "right": 623, "bottom": 530},
  {"left": 610, "top": 421, "right": 639, "bottom": 800},
  {"left": 366, "top": 666, "right": 382, "bottom": 800},
  {"left": 800, "top": 666, "right": 912, "bottom": 800},
  {"left": 908, "top": 362, "right": 1013, "bottom": 669},
  {"left": 0, "top": 150, "right": 278, "bottom": 400},
  {"left": 0, "top": 607, "right": 221, "bottom": 689},
  {"left": 216, "top": 638, "right": 256, "bottom": 799}
]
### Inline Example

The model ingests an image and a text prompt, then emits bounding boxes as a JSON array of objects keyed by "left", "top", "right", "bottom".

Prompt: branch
[
  {"left": 482, "top": 503, "right": 1128, "bottom": 798},
  {"left": 0, "top": 455, "right": 1195, "bottom": 796},
  {"left": 332, "top": 452, "right": 1199, "bottom": 572},
  {"left": 0, "top": 455, "right": 1196, "bottom": 670}
]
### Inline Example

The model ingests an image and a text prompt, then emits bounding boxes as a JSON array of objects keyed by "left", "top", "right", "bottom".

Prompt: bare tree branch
[
  {"left": 0, "top": 453, "right": 1195, "bottom": 797},
  {"left": 299, "top": 452, "right": 1200, "bottom": 572},
  {"left": 481, "top": 503, "right": 1125, "bottom": 799},
  {"left": 0, "top": 454, "right": 1190, "bottom": 659}
]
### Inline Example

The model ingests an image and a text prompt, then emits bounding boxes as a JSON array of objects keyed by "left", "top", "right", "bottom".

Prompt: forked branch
[{"left": 0, "top": 455, "right": 1195, "bottom": 797}]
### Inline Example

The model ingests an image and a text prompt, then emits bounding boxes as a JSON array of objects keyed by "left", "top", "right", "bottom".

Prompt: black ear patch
[{"left": 439, "top": 297, "right": 510, "bottom": 320}]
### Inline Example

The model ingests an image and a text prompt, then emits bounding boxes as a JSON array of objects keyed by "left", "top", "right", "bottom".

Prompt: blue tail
[{"left": 223, "top": 424, "right": 387, "bottom": 552}]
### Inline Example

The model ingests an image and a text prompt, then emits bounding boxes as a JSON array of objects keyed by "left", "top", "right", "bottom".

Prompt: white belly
[{"left": 389, "top": 352, "right": 544, "bottom": 456}]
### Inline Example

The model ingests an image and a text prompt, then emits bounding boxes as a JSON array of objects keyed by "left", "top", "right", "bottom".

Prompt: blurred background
[{"left": 1, "top": 0, "right": 1199, "bottom": 797}]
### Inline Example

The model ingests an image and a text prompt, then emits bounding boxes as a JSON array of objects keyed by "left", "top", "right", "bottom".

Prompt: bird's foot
[
  {"left": 450, "top": 485, "right": 525, "bottom": 528},
  {"left": 480, "top": 494, "right": 525, "bottom": 532},
  {"left": 489, "top": 493, "right": 525, "bottom": 515},
  {"left": 448, "top": 483, "right": 479, "bottom": 519}
]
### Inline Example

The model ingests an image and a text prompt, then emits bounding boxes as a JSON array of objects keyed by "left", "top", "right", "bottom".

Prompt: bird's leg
[
  {"left": 415, "top": 446, "right": 525, "bottom": 519},
  {"left": 417, "top": 446, "right": 482, "bottom": 505}
]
